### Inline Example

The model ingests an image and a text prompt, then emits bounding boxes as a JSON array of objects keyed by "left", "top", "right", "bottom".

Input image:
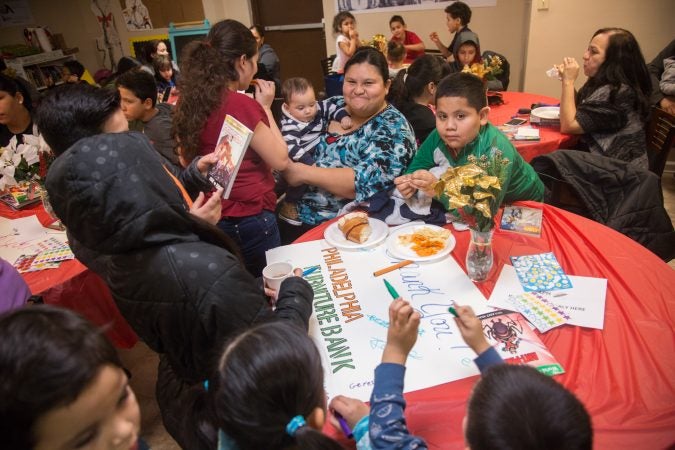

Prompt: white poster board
[{"left": 267, "top": 239, "right": 491, "bottom": 401}]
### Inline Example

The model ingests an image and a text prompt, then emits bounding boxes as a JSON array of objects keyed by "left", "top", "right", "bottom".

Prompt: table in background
[
  {"left": 488, "top": 91, "right": 577, "bottom": 162},
  {"left": 0, "top": 202, "right": 138, "bottom": 348},
  {"left": 299, "top": 203, "right": 675, "bottom": 449}
]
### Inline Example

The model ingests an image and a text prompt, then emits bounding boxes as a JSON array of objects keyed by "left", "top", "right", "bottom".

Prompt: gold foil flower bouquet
[
  {"left": 433, "top": 150, "right": 510, "bottom": 232},
  {"left": 462, "top": 54, "right": 504, "bottom": 81},
  {"left": 362, "top": 34, "right": 388, "bottom": 55}
]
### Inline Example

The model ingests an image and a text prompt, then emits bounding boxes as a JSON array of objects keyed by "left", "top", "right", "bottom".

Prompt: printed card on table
[
  {"left": 478, "top": 309, "right": 564, "bottom": 376},
  {"left": 266, "top": 239, "right": 492, "bottom": 402},
  {"left": 510, "top": 252, "right": 572, "bottom": 292},
  {"left": 488, "top": 265, "right": 607, "bottom": 329},
  {"left": 505, "top": 292, "right": 569, "bottom": 333}
]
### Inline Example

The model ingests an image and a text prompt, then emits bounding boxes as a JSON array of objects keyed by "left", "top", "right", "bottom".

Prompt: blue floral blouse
[{"left": 296, "top": 97, "right": 416, "bottom": 226}]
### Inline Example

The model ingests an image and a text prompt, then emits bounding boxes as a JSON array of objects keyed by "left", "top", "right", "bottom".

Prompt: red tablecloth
[
  {"left": 303, "top": 203, "right": 675, "bottom": 449},
  {"left": 0, "top": 202, "right": 138, "bottom": 348},
  {"left": 488, "top": 91, "right": 577, "bottom": 162}
]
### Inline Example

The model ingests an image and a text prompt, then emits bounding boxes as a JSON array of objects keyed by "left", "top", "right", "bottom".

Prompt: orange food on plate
[{"left": 398, "top": 227, "right": 451, "bottom": 257}]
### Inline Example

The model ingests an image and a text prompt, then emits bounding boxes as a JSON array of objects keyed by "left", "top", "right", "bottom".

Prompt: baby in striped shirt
[{"left": 278, "top": 77, "right": 351, "bottom": 225}]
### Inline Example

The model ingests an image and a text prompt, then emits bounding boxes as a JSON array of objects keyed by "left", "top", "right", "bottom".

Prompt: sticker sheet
[
  {"left": 505, "top": 292, "right": 570, "bottom": 333},
  {"left": 510, "top": 252, "right": 572, "bottom": 292}
]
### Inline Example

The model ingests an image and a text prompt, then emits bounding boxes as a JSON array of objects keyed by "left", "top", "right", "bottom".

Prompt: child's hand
[
  {"left": 349, "top": 28, "right": 359, "bottom": 40},
  {"left": 409, "top": 170, "right": 438, "bottom": 197},
  {"left": 189, "top": 189, "right": 222, "bottom": 225},
  {"left": 453, "top": 304, "right": 491, "bottom": 356},
  {"left": 383, "top": 299, "right": 421, "bottom": 365},
  {"left": 329, "top": 395, "right": 369, "bottom": 429},
  {"left": 197, "top": 144, "right": 228, "bottom": 175},
  {"left": 394, "top": 174, "right": 416, "bottom": 199},
  {"left": 340, "top": 116, "right": 353, "bottom": 130},
  {"left": 429, "top": 31, "right": 440, "bottom": 44}
]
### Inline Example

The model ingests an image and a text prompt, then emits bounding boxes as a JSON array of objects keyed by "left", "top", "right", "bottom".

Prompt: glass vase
[{"left": 466, "top": 228, "right": 494, "bottom": 282}]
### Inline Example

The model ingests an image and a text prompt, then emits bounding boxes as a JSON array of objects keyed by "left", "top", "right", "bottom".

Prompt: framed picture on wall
[{"left": 336, "top": 0, "right": 496, "bottom": 14}]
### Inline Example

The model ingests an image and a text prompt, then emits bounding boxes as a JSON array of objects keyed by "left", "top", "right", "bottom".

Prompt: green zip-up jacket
[{"left": 406, "top": 123, "right": 544, "bottom": 210}]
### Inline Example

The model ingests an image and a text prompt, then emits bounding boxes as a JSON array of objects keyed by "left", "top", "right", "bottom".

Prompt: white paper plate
[
  {"left": 324, "top": 217, "right": 388, "bottom": 250},
  {"left": 386, "top": 224, "right": 456, "bottom": 262},
  {"left": 531, "top": 106, "right": 560, "bottom": 120}
]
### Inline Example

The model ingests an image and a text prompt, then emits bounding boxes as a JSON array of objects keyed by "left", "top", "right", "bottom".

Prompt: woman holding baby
[
  {"left": 279, "top": 47, "right": 417, "bottom": 243},
  {"left": 557, "top": 27, "right": 652, "bottom": 169}
]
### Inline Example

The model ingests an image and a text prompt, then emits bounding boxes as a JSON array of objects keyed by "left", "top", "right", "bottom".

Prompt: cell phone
[{"left": 504, "top": 118, "right": 528, "bottom": 126}]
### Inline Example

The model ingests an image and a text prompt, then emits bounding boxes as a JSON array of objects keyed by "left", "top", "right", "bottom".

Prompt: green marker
[
  {"left": 383, "top": 279, "right": 400, "bottom": 300},
  {"left": 447, "top": 305, "right": 459, "bottom": 317}
]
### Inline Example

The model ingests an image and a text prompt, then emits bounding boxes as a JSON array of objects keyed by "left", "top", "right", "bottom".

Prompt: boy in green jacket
[{"left": 394, "top": 72, "right": 543, "bottom": 211}]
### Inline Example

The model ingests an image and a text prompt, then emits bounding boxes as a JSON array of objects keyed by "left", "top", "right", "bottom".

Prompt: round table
[
  {"left": 488, "top": 91, "right": 577, "bottom": 162},
  {"left": 300, "top": 203, "right": 675, "bottom": 449},
  {"left": 0, "top": 202, "right": 138, "bottom": 348}
]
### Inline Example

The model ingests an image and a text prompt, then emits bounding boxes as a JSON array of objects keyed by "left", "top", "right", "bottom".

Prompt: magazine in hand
[
  {"left": 500, "top": 204, "right": 543, "bottom": 237},
  {"left": 478, "top": 309, "right": 564, "bottom": 376},
  {"left": 207, "top": 115, "right": 253, "bottom": 199}
]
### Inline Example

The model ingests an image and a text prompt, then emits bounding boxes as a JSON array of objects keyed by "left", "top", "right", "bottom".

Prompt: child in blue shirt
[{"left": 331, "top": 300, "right": 593, "bottom": 449}]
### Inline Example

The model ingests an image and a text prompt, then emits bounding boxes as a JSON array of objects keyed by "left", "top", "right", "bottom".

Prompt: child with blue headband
[{"left": 187, "top": 321, "right": 370, "bottom": 449}]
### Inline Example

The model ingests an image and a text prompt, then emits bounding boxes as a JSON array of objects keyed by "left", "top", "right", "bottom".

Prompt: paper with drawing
[{"left": 266, "top": 239, "right": 491, "bottom": 402}]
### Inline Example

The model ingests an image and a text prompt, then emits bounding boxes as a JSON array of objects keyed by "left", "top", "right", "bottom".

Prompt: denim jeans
[{"left": 217, "top": 210, "right": 280, "bottom": 277}]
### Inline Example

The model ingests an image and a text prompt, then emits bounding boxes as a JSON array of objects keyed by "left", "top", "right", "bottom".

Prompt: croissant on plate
[{"left": 337, "top": 212, "right": 371, "bottom": 243}]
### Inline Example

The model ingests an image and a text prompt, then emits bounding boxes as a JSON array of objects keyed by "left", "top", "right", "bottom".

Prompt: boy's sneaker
[{"left": 278, "top": 201, "right": 302, "bottom": 226}]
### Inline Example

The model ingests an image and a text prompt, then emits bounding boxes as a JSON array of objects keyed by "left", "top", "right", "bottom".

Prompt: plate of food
[
  {"left": 324, "top": 212, "right": 388, "bottom": 250},
  {"left": 386, "top": 224, "right": 455, "bottom": 262}
]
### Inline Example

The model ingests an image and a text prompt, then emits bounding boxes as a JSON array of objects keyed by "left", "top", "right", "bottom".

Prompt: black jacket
[
  {"left": 532, "top": 150, "right": 674, "bottom": 261},
  {"left": 46, "top": 132, "right": 313, "bottom": 381}
]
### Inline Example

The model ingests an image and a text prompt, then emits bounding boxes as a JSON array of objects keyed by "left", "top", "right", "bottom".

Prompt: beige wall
[
  {"left": 2, "top": 0, "right": 672, "bottom": 94},
  {"left": 524, "top": 0, "right": 674, "bottom": 97},
  {"left": 322, "top": 0, "right": 530, "bottom": 90}
]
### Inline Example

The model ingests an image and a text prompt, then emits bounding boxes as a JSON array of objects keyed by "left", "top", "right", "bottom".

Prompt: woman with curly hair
[
  {"left": 174, "top": 19, "right": 289, "bottom": 277},
  {"left": 556, "top": 27, "right": 652, "bottom": 168}
]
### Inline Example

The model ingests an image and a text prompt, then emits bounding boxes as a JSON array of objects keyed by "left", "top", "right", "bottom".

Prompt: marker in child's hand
[
  {"left": 383, "top": 279, "right": 400, "bottom": 301},
  {"left": 334, "top": 411, "right": 353, "bottom": 439},
  {"left": 447, "top": 303, "right": 459, "bottom": 317}
]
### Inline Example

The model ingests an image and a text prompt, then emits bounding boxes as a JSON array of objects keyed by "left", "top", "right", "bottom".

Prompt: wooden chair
[{"left": 646, "top": 106, "right": 675, "bottom": 177}]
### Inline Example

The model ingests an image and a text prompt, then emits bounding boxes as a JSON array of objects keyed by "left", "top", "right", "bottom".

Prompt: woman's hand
[
  {"left": 394, "top": 174, "right": 416, "bottom": 199},
  {"left": 429, "top": 31, "right": 441, "bottom": 44},
  {"left": 281, "top": 161, "right": 305, "bottom": 187},
  {"left": 408, "top": 170, "right": 438, "bottom": 197},
  {"left": 329, "top": 395, "right": 370, "bottom": 429},
  {"left": 254, "top": 79, "right": 276, "bottom": 109},
  {"left": 559, "top": 57, "right": 580, "bottom": 82},
  {"left": 189, "top": 188, "right": 222, "bottom": 225}
]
